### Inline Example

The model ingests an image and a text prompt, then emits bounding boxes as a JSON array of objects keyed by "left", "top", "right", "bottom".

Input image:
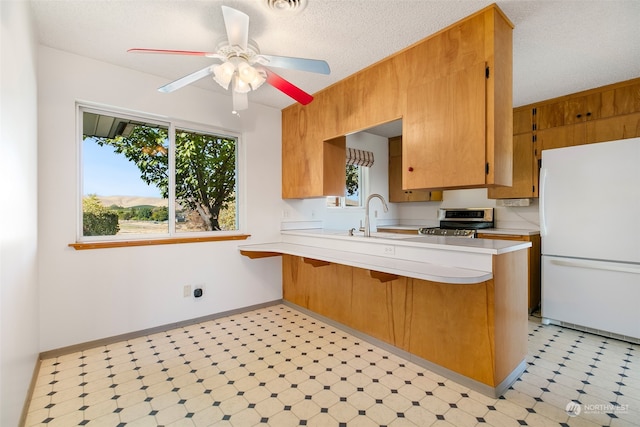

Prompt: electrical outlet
[
  {"left": 193, "top": 284, "right": 205, "bottom": 300},
  {"left": 382, "top": 246, "right": 395, "bottom": 255},
  {"left": 183, "top": 285, "right": 191, "bottom": 298}
]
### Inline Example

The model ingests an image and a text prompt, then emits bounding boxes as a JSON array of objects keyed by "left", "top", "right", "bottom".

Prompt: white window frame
[{"left": 77, "top": 103, "right": 245, "bottom": 242}]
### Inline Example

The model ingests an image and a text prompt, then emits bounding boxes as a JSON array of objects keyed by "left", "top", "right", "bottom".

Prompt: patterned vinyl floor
[{"left": 25, "top": 304, "right": 639, "bottom": 426}]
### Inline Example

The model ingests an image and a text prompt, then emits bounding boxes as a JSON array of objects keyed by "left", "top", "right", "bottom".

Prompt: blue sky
[{"left": 82, "top": 138, "right": 161, "bottom": 198}]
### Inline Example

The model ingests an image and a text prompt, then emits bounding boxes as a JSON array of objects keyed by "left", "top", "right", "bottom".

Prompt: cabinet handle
[
  {"left": 576, "top": 114, "right": 582, "bottom": 118},
  {"left": 586, "top": 112, "right": 592, "bottom": 117},
  {"left": 408, "top": 167, "right": 414, "bottom": 172}
]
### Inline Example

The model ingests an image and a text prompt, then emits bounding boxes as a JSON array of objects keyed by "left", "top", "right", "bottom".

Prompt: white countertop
[
  {"left": 281, "top": 229, "right": 531, "bottom": 254},
  {"left": 239, "top": 242, "right": 493, "bottom": 284},
  {"left": 377, "top": 225, "right": 540, "bottom": 236},
  {"left": 238, "top": 229, "right": 531, "bottom": 285}
]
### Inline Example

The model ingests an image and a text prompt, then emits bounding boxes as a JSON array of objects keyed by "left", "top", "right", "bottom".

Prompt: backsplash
[{"left": 282, "top": 188, "right": 540, "bottom": 232}]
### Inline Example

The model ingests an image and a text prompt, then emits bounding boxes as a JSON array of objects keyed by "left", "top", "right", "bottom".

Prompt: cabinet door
[
  {"left": 388, "top": 137, "right": 442, "bottom": 202},
  {"left": 488, "top": 133, "right": 535, "bottom": 199},
  {"left": 563, "top": 92, "right": 602, "bottom": 125},
  {"left": 536, "top": 102, "right": 564, "bottom": 130},
  {"left": 586, "top": 112, "right": 640, "bottom": 143},
  {"left": 476, "top": 233, "right": 540, "bottom": 313},
  {"left": 610, "top": 81, "right": 640, "bottom": 116},
  {"left": 404, "top": 62, "right": 486, "bottom": 190},
  {"left": 536, "top": 123, "right": 586, "bottom": 153}
]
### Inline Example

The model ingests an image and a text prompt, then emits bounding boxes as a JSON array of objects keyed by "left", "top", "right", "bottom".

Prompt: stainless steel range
[{"left": 418, "top": 208, "right": 494, "bottom": 238}]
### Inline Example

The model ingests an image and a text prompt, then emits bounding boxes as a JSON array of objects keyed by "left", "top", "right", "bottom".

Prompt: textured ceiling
[{"left": 30, "top": 0, "right": 640, "bottom": 113}]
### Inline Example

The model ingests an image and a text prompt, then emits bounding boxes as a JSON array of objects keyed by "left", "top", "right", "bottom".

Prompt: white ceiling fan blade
[
  {"left": 158, "top": 65, "right": 214, "bottom": 93},
  {"left": 232, "top": 91, "right": 248, "bottom": 112},
  {"left": 257, "top": 55, "right": 330, "bottom": 75},
  {"left": 221, "top": 6, "right": 249, "bottom": 50}
]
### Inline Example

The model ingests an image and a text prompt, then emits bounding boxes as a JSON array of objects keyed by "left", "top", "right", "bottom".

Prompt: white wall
[
  {"left": 396, "top": 188, "right": 540, "bottom": 230},
  {"left": 282, "top": 131, "right": 400, "bottom": 231},
  {"left": 37, "top": 46, "right": 284, "bottom": 352},
  {"left": 0, "top": 1, "right": 41, "bottom": 425},
  {"left": 281, "top": 131, "right": 540, "bottom": 231}
]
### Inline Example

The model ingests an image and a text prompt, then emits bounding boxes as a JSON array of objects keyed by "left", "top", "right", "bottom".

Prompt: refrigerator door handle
[
  {"left": 539, "top": 167, "right": 548, "bottom": 237},
  {"left": 550, "top": 258, "right": 640, "bottom": 275}
]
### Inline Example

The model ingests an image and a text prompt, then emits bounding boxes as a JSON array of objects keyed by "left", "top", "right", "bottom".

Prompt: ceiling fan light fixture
[
  {"left": 237, "top": 61, "right": 266, "bottom": 90},
  {"left": 233, "top": 75, "right": 252, "bottom": 94},
  {"left": 213, "top": 61, "right": 235, "bottom": 89}
]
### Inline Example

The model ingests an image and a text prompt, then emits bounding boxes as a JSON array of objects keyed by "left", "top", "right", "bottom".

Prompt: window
[
  {"left": 79, "top": 105, "right": 240, "bottom": 242},
  {"left": 326, "top": 164, "right": 367, "bottom": 208},
  {"left": 327, "top": 147, "right": 374, "bottom": 208}
]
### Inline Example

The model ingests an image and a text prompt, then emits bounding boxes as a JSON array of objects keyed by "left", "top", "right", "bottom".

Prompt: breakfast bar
[{"left": 239, "top": 230, "right": 531, "bottom": 398}]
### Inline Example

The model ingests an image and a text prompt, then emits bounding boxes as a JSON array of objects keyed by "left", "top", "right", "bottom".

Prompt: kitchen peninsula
[{"left": 239, "top": 230, "right": 531, "bottom": 397}]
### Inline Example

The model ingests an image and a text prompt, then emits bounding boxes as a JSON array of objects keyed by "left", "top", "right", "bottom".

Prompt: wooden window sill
[{"left": 69, "top": 234, "right": 251, "bottom": 250}]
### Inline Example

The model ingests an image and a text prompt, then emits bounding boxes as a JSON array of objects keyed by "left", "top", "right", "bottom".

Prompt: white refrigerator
[{"left": 539, "top": 137, "right": 640, "bottom": 341}]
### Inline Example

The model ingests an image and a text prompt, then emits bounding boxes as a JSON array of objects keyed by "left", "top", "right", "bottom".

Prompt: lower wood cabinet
[
  {"left": 282, "top": 252, "right": 528, "bottom": 389},
  {"left": 477, "top": 233, "right": 540, "bottom": 312}
]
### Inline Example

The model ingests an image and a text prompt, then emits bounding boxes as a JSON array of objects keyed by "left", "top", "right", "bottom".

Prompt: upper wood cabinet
[
  {"left": 489, "top": 77, "right": 640, "bottom": 200},
  {"left": 404, "top": 9, "right": 513, "bottom": 190},
  {"left": 487, "top": 131, "right": 536, "bottom": 199},
  {"left": 513, "top": 108, "right": 533, "bottom": 135},
  {"left": 282, "top": 4, "right": 514, "bottom": 199},
  {"left": 388, "top": 136, "right": 442, "bottom": 202},
  {"left": 535, "top": 80, "right": 640, "bottom": 131},
  {"left": 404, "top": 63, "right": 488, "bottom": 190}
]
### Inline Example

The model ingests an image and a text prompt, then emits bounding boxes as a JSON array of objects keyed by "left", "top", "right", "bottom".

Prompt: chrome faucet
[{"left": 364, "top": 194, "right": 389, "bottom": 237}]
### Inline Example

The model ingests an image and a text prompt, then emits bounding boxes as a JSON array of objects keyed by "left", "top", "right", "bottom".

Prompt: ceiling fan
[{"left": 128, "top": 5, "right": 330, "bottom": 113}]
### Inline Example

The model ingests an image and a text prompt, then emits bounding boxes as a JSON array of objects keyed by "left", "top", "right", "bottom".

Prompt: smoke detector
[{"left": 265, "top": 0, "right": 308, "bottom": 14}]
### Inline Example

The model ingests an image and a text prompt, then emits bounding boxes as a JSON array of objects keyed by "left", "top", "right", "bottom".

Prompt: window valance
[{"left": 346, "top": 148, "right": 374, "bottom": 167}]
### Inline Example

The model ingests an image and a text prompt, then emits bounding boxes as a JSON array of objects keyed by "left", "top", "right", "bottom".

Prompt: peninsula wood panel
[
  {"left": 349, "top": 268, "right": 412, "bottom": 351},
  {"left": 407, "top": 280, "right": 495, "bottom": 385},
  {"left": 477, "top": 233, "right": 541, "bottom": 313},
  {"left": 307, "top": 263, "right": 353, "bottom": 327},
  {"left": 283, "top": 255, "right": 354, "bottom": 324},
  {"left": 282, "top": 254, "right": 309, "bottom": 308},
  {"left": 492, "top": 249, "right": 528, "bottom": 383},
  {"left": 281, "top": 250, "right": 528, "bottom": 388}
]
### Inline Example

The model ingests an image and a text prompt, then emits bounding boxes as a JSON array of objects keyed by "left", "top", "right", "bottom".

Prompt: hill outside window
[{"left": 78, "top": 105, "right": 242, "bottom": 245}]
